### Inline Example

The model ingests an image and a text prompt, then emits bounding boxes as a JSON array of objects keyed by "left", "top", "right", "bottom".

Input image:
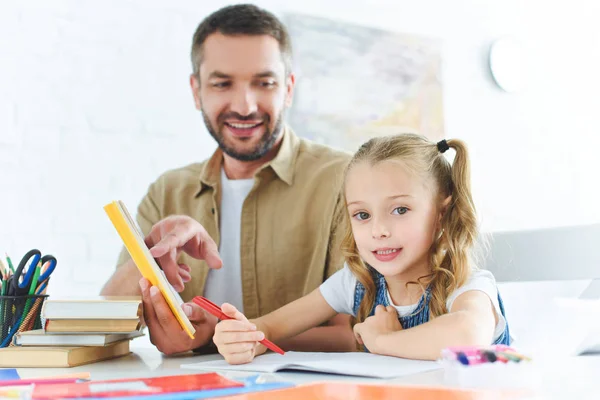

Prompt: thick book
[
  {"left": 0, "top": 340, "right": 130, "bottom": 368},
  {"left": 41, "top": 296, "right": 142, "bottom": 320},
  {"left": 14, "top": 329, "right": 143, "bottom": 346},
  {"left": 32, "top": 372, "right": 244, "bottom": 399},
  {"left": 182, "top": 351, "right": 439, "bottom": 379},
  {"left": 44, "top": 319, "right": 142, "bottom": 333},
  {"left": 104, "top": 200, "right": 195, "bottom": 338}
]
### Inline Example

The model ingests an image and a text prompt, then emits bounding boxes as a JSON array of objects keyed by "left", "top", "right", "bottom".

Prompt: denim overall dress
[{"left": 353, "top": 267, "right": 511, "bottom": 348}]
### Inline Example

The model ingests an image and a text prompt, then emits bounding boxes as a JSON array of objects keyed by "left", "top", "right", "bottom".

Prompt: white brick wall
[
  {"left": 0, "top": 0, "right": 219, "bottom": 295},
  {"left": 1, "top": 0, "right": 599, "bottom": 296}
]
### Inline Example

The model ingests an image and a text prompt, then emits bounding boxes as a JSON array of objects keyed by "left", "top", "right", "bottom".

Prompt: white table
[{"left": 15, "top": 336, "right": 600, "bottom": 399}]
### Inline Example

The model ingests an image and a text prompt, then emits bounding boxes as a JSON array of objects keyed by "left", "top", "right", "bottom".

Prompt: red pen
[{"left": 192, "top": 296, "right": 285, "bottom": 355}]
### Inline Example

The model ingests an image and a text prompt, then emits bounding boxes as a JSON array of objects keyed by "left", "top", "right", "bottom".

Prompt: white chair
[
  {"left": 482, "top": 223, "right": 600, "bottom": 284},
  {"left": 480, "top": 223, "right": 600, "bottom": 356}
]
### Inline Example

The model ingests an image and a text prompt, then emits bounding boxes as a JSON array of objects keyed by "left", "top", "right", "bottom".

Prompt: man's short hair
[{"left": 191, "top": 4, "right": 292, "bottom": 76}]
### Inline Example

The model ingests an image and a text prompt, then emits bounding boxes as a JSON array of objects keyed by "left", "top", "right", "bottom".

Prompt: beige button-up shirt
[{"left": 116, "top": 127, "right": 351, "bottom": 319}]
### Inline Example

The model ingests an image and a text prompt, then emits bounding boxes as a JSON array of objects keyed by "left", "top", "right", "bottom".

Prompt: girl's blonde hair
[{"left": 341, "top": 134, "right": 478, "bottom": 325}]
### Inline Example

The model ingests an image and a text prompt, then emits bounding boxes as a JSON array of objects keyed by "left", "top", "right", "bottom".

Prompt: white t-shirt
[
  {"left": 319, "top": 265, "right": 507, "bottom": 342},
  {"left": 202, "top": 168, "right": 254, "bottom": 313}
]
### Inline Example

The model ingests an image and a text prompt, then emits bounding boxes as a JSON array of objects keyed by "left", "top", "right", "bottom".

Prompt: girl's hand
[
  {"left": 353, "top": 305, "right": 402, "bottom": 354},
  {"left": 213, "top": 303, "right": 267, "bottom": 364}
]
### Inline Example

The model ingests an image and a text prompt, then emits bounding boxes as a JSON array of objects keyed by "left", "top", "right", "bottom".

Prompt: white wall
[{"left": 1, "top": 0, "right": 599, "bottom": 296}]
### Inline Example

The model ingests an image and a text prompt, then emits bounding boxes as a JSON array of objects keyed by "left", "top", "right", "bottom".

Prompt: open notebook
[
  {"left": 104, "top": 201, "right": 195, "bottom": 339},
  {"left": 182, "top": 351, "right": 439, "bottom": 379}
]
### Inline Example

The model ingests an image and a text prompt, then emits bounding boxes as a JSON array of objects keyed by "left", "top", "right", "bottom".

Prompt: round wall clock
[{"left": 489, "top": 37, "right": 524, "bottom": 93}]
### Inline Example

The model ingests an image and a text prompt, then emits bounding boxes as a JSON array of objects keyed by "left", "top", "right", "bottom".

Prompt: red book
[{"left": 32, "top": 372, "right": 244, "bottom": 399}]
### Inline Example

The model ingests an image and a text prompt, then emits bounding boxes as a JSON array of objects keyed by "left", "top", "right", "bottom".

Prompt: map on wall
[{"left": 285, "top": 14, "right": 444, "bottom": 153}]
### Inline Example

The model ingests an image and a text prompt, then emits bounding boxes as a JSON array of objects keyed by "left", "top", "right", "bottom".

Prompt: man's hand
[
  {"left": 353, "top": 305, "right": 402, "bottom": 354},
  {"left": 145, "top": 215, "right": 223, "bottom": 292},
  {"left": 139, "top": 278, "right": 217, "bottom": 355}
]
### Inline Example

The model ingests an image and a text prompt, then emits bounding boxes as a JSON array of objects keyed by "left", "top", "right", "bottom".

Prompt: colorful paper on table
[
  {"left": 104, "top": 200, "right": 194, "bottom": 339},
  {"left": 0, "top": 371, "right": 90, "bottom": 388},
  {"left": 0, "top": 373, "right": 91, "bottom": 398},
  {"left": 214, "top": 382, "right": 525, "bottom": 400},
  {"left": 37, "top": 372, "right": 91, "bottom": 380},
  {"left": 0, "top": 377, "right": 84, "bottom": 387},
  {"left": 81, "top": 376, "right": 294, "bottom": 400},
  {"left": 182, "top": 351, "right": 440, "bottom": 379},
  {"left": 0, "top": 386, "right": 34, "bottom": 399},
  {"left": 32, "top": 372, "right": 243, "bottom": 399},
  {"left": 0, "top": 369, "right": 19, "bottom": 381}
]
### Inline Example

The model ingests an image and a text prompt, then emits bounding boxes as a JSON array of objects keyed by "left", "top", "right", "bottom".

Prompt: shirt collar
[{"left": 196, "top": 125, "right": 300, "bottom": 196}]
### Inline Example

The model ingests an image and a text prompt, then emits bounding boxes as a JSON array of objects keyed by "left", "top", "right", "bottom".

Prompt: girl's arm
[
  {"left": 256, "top": 288, "right": 339, "bottom": 344},
  {"left": 360, "top": 290, "right": 497, "bottom": 360}
]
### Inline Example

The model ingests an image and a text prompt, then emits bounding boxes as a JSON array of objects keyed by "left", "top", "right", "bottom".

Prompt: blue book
[{"left": 0, "top": 369, "right": 19, "bottom": 381}]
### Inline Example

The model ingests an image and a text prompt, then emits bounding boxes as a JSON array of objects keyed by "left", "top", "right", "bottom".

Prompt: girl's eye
[
  {"left": 354, "top": 211, "right": 370, "bottom": 221},
  {"left": 393, "top": 207, "right": 408, "bottom": 215}
]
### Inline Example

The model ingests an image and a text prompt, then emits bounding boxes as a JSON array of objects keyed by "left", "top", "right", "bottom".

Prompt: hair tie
[{"left": 437, "top": 139, "right": 449, "bottom": 154}]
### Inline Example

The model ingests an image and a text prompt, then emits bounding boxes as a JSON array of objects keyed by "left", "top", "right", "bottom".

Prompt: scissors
[{"left": 8, "top": 249, "right": 57, "bottom": 297}]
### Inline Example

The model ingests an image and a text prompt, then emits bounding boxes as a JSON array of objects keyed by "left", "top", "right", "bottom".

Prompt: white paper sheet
[
  {"left": 512, "top": 297, "right": 600, "bottom": 358},
  {"left": 181, "top": 351, "right": 439, "bottom": 379},
  {"left": 554, "top": 298, "right": 600, "bottom": 355}
]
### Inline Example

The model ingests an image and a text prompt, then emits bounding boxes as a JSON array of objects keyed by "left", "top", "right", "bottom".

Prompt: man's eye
[
  {"left": 259, "top": 81, "right": 276, "bottom": 88},
  {"left": 393, "top": 207, "right": 408, "bottom": 215},
  {"left": 354, "top": 212, "right": 370, "bottom": 221},
  {"left": 212, "top": 82, "right": 230, "bottom": 88}
]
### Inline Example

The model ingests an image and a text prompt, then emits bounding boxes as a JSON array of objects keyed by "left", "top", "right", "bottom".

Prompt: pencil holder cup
[{"left": 0, "top": 294, "right": 48, "bottom": 348}]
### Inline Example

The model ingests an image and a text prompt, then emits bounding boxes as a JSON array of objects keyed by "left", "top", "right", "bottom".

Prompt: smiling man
[{"left": 101, "top": 4, "right": 355, "bottom": 355}]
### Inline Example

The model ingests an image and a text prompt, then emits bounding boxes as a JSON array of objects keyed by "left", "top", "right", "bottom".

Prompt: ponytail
[{"left": 427, "top": 139, "right": 478, "bottom": 317}]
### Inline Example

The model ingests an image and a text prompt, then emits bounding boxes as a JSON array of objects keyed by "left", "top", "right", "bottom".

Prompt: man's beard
[{"left": 201, "top": 108, "right": 285, "bottom": 162}]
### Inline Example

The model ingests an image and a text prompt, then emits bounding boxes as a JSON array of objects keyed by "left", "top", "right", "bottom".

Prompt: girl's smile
[{"left": 372, "top": 247, "right": 403, "bottom": 262}]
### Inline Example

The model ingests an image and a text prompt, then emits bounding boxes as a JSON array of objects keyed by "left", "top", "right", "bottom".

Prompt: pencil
[
  {"left": 4, "top": 254, "right": 14, "bottom": 274},
  {"left": 0, "top": 279, "right": 5, "bottom": 335},
  {"left": 0, "top": 258, "right": 6, "bottom": 279},
  {"left": 503, "top": 350, "right": 532, "bottom": 362},
  {"left": 15, "top": 265, "right": 42, "bottom": 335},
  {"left": 28, "top": 265, "right": 41, "bottom": 296},
  {"left": 35, "top": 280, "right": 48, "bottom": 296},
  {"left": 496, "top": 351, "right": 521, "bottom": 362}
]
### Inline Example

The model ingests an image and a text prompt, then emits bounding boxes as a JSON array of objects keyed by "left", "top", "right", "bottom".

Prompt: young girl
[{"left": 212, "top": 134, "right": 510, "bottom": 364}]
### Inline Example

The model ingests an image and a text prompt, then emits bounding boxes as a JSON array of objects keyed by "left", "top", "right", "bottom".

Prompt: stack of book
[
  {"left": 41, "top": 296, "right": 143, "bottom": 334},
  {"left": 0, "top": 296, "right": 143, "bottom": 367}
]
